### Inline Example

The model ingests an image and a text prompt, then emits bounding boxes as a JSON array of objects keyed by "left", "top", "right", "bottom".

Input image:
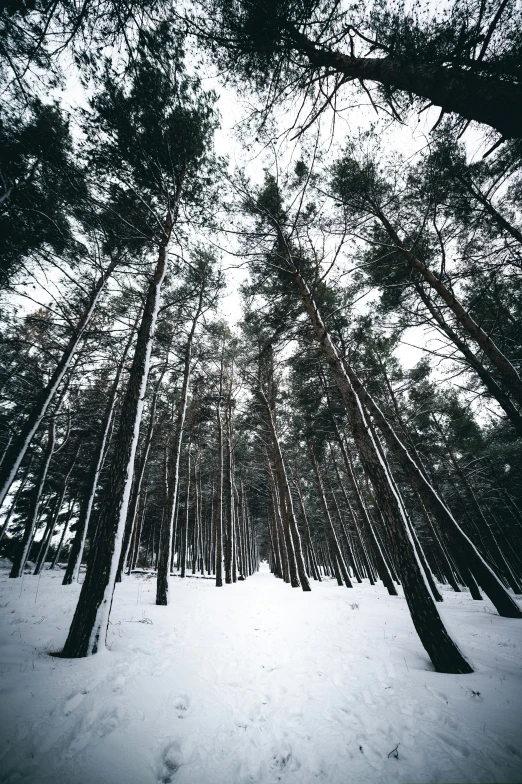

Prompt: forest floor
[{"left": 0, "top": 560, "right": 522, "bottom": 784}]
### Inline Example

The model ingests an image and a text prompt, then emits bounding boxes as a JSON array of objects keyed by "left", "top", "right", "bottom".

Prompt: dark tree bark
[
  {"left": 329, "top": 416, "right": 397, "bottom": 595},
  {"left": 0, "top": 255, "right": 119, "bottom": 512},
  {"left": 224, "top": 401, "right": 234, "bottom": 584},
  {"left": 308, "top": 441, "right": 352, "bottom": 588},
  {"left": 214, "top": 399, "right": 224, "bottom": 588},
  {"left": 10, "top": 420, "right": 56, "bottom": 578},
  {"left": 285, "top": 24, "right": 522, "bottom": 139},
  {"left": 156, "top": 286, "right": 205, "bottom": 604},
  {"left": 415, "top": 285, "right": 522, "bottom": 436},
  {"left": 180, "top": 438, "right": 192, "bottom": 579},
  {"left": 61, "top": 215, "right": 171, "bottom": 658},
  {"left": 34, "top": 440, "right": 81, "bottom": 575},
  {"left": 62, "top": 322, "right": 137, "bottom": 586},
  {"left": 50, "top": 498, "right": 76, "bottom": 570},
  {"left": 374, "top": 210, "right": 522, "bottom": 409},
  {"left": 117, "top": 375, "right": 161, "bottom": 583},
  {"left": 0, "top": 453, "right": 34, "bottom": 546},
  {"left": 293, "top": 474, "right": 322, "bottom": 582},
  {"left": 433, "top": 415, "right": 521, "bottom": 594},
  {"left": 292, "top": 267, "right": 473, "bottom": 673},
  {"left": 329, "top": 447, "right": 374, "bottom": 584},
  {"left": 352, "top": 371, "right": 522, "bottom": 618}
]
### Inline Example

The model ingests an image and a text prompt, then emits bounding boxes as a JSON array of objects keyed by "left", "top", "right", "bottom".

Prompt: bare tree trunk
[
  {"left": 117, "top": 376, "right": 161, "bottom": 582},
  {"left": 415, "top": 285, "right": 522, "bottom": 435},
  {"left": 215, "top": 402, "right": 224, "bottom": 588},
  {"left": 63, "top": 324, "right": 136, "bottom": 586},
  {"left": 267, "top": 456, "right": 290, "bottom": 582},
  {"left": 433, "top": 415, "right": 521, "bottom": 594},
  {"left": 293, "top": 474, "right": 321, "bottom": 581},
  {"left": 285, "top": 23, "right": 522, "bottom": 139},
  {"left": 347, "top": 363, "right": 521, "bottom": 618},
  {"left": 327, "top": 475, "right": 362, "bottom": 582},
  {"left": 0, "top": 453, "right": 34, "bottom": 546},
  {"left": 375, "top": 210, "right": 522, "bottom": 408},
  {"left": 10, "top": 420, "right": 56, "bottom": 578},
  {"left": 180, "top": 439, "right": 192, "bottom": 579},
  {"left": 293, "top": 268, "right": 473, "bottom": 673},
  {"left": 50, "top": 498, "right": 76, "bottom": 570},
  {"left": 256, "top": 386, "right": 310, "bottom": 590},
  {"left": 34, "top": 441, "right": 80, "bottom": 575},
  {"left": 224, "top": 402, "right": 234, "bottom": 584},
  {"left": 329, "top": 447, "right": 374, "bottom": 584},
  {"left": 62, "top": 213, "right": 171, "bottom": 658},
  {"left": 156, "top": 287, "right": 205, "bottom": 604},
  {"left": 0, "top": 255, "right": 119, "bottom": 512},
  {"left": 308, "top": 441, "right": 352, "bottom": 588},
  {"left": 330, "top": 419, "right": 396, "bottom": 594}
]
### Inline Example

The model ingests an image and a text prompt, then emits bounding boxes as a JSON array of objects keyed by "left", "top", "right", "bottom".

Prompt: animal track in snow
[
  {"left": 173, "top": 693, "right": 190, "bottom": 718},
  {"left": 63, "top": 691, "right": 87, "bottom": 715},
  {"left": 270, "top": 747, "right": 300, "bottom": 778},
  {"left": 64, "top": 705, "right": 125, "bottom": 759},
  {"left": 157, "top": 740, "right": 183, "bottom": 783}
]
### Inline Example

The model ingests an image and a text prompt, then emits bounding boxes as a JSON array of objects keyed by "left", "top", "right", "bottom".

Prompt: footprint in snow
[
  {"left": 112, "top": 674, "right": 126, "bottom": 694},
  {"left": 63, "top": 691, "right": 87, "bottom": 715},
  {"left": 270, "top": 748, "right": 300, "bottom": 776},
  {"left": 173, "top": 693, "right": 191, "bottom": 718},
  {"left": 435, "top": 730, "right": 470, "bottom": 757},
  {"left": 157, "top": 740, "right": 183, "bottom": 783}
]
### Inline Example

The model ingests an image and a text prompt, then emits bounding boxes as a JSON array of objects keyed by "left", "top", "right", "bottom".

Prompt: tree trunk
[
  {"left": 293, "top": 474, "right": 322, "bottom": 581},
  {"left": 293, "top": 268, "right": 473, "bottom": 673},
  {"left": 350, "top": 369, "right": 521, "bottom": 617},
  {"left": 34, "top": 441, "right": 80, "bottom": 575},
  {"left": 0, "top": 255, "right": 119, "bottom": 512},
  {"left": 180, "top": 439, "right": 192, "bottom": 579},
  {"left": 376, "top": 210, "right": 522, "bottom": 408},
  {"left": 0, "top": 453, "right": 34, "bottom": 546},
  {"left": 215, "top": 401, "right": 224, "bottom": 588},
  {"left": 61, "top": 215, "right": 170, "bottom": 658},
  {"left": 285, "top": 24, "right": 522, "bottom": 139},
  {"left": 308, "top": 441, "right": 352, "bottom": 588},
  {"left": 156, "top": 288, "right": 205, "bottom": 604},
  {"left": 433, "top": 415, "right": 521, "bottom": 594},
  {"left": 10, "top": 420, "right": 56, "bottom": 578},
  {"left": 327, "top": 475, "right": 362, "bottom": 583},
  {"left": 50, "top": 498, "right": 76, "bottom": 570},
  {"left": 62, "top": 323, "right": 137, "bottom": 586},
  {"left": 330, "top": 418, "right": 397, "bottom": 595},
  {"left": 415, "top": 284, "right": 522, "bottom": 435},
  {"left": 117, "top": 375, "right": 161, "bottom": 583},
  {"left": 329, "top": 447, "right": 374, "bottom": 584},
  {"left": 224, "top": 402, "right": 234, "bottom": 584}
]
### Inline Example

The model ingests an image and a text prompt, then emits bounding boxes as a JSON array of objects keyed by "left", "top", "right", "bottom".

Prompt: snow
[{"left": 1, "top": 559, "right": 522, "bottom": 784}]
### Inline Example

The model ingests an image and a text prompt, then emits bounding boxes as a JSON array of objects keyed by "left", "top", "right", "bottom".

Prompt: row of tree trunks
[
  {"left": 33, "top": 440, "right": 81, "bottom": 575},
  {"left": 290, "top": 262, "right": 474, "bottom": 673},
  {"left": 0, "top": 254, "right": 120, "bottom": 512},
  {"left": 62, "top": 323, "right": 137, "bottom": 586},
  {"left": 9, "top": 420, "right": 56, "bottom": 578},
  {"left": 375, "top": 209, "right": 522, "bottom": 410},
  {"left": 156, "top": 284, "right": 206, "bottom": 605},
  {"left": 256, "top": 384, "right": 311, "bottom": 591},
  {"left": 350, "top": 373, "right": 522, "bottom": 618}
]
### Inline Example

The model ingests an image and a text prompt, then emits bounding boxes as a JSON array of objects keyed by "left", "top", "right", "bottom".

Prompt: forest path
[{"left": 1, "top": 561, "right": 522, "bottom": 783}]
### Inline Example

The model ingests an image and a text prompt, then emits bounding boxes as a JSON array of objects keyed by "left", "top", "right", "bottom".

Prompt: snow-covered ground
[{"left": 1, "top": 560, "right": 521, "bottom": 784}]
